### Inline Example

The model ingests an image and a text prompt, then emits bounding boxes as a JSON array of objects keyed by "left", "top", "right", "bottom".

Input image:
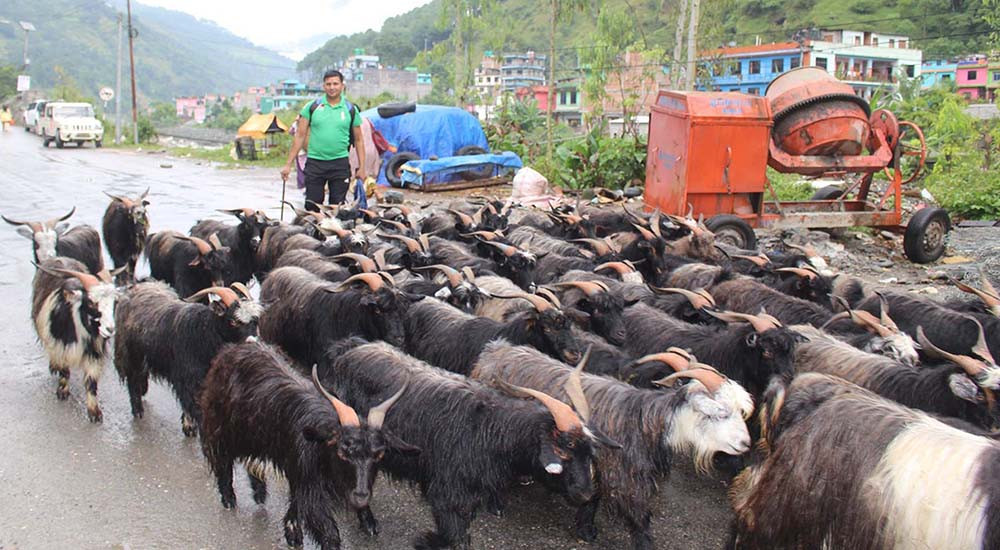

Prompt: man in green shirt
[{"left": 281, "top": 70, "right": 366, "bottom": 211}]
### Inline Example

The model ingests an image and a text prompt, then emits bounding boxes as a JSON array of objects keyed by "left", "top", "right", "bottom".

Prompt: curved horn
[
  {"left": 535, "top": 287, "right": 562, "bottom": 309},
  {"left": 311, "top": 365, "right": 360, "bottom": 427},
  {"left": 971, "top": 318, "right": 997, "bottom": 365},
  {"left": 367, "top": 382, "right": 407, "bottom": 429},
  {"left": 332, "top": 253, "right": 377, "bottom": 273},
  {"left": 564, "top": 345, "right": 593, "bottom": 422},
  {"left": 871, "top": 292, "right": 901, "bottom": 331},
  {"left": 230, "top": 282, "right": 253, "bottom": 300},
  {"left": 704, "top": 309, "right": 780, "bottom": 332},
  {"left": 635, "top": 347, "right": 693, "bottom": 372},
  {"left": 460, "top": 230, "right": 502, "bottom": 241},
  {"left": 630, "top": 222, "right": 656, "bottom": 241},
  {"left": 493, "top": 379, "right": 582, "bottom": 433},
  {"left": 378, "top": 219, "right": 410, "bottom": 233},
  {"left": 185, "top": 287, "right": 239, "bottom": 307},
  {"left": 917, "top": 326, "right": 996, "bottom": 385},
  {"left": 650, "top": 286, "right": 716, "bottom": 309},
  {"left": 33, "top": 263, "right": 101, "bottom": 290},
  {"left": 595, "top": 261, "right": 635, "bottom": 275},
  {"left": 480, "top": 239, "right": 518, "bottom": 257},
  {"left": 174, "top": 234, "right": 213, "bottom": 256},
  {"left": 139, "top": 187, "right": 150, "bottom": 200},
  {"left": 2, "top": 215, "right": 42, "bottom": 232},
  {"left": 653, "top": 366, "right": 725, "bottom": 393},
  {"left": 413, "top": 264, "right": 463, "bottom": 287},
  {"left": 553, "top": 281, "right": 605, "bottom": 297},
  {"left": 733, "top": 253, "right": 771, "bottom": 268},
  {"left": 776, "top": 267, "right": 818, "bottom": 280},
  {"left": 282, "top": 200, "right": 318, "bottom": 220},
  {"left": 953, "top": 277, "right": 1000, "bottom": 312},
  {"left": 493, "top": 292, "right": 552, "bottom": 312},
  {"left": 208, "top": 233, "right": 224, "bottom": 251},
  {"left": 446, "top": 209, "right": 475, "bottom": 227},
  {"left": 378, "top": 232, "right": 421, "bottom": 253},
  {"left": 332, "top": 272, "right": 384, "bottom": 292},
  {"left": 46, "top": 207, "right": 76, "bottom": 228},
  {"left": 570, "top": 238, "right": 612, "bottom": 257},
  {"left": 104, "top": 191, "right": 132, "bottom": 206},
  {"left": 650, "top": 209, "right": 662, "bottom": 238}
]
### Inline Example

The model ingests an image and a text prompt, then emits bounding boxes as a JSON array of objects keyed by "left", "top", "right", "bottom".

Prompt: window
[
  {"left": 967, "top": 70, "right": 979, "bottom": 80},
  {"left": 790, "top": 57, "right": 801, "bottom": 69},
  {"left": 570, "top": 90, "right": 577, "bottom": 104},
  {"left": 905, "top": 65, "right": 915, "bottom": 78},
  {"left": 712, "top": 62, "right": 722, "bottom": 76},
  {"left": 747, "top": 87, "right": 760, "bottom": 95},
  {"left": 899, "top": 40, "right": 906, "bottom": 48},
  {"left": 560, "top": 91, "right": 567, "bottom": 105},
  {"left": 749, "top": 60, "right": 761, "bottom": 74},
  {"left": 854, "top": 36, "right": 861, "bottom": 45},
  {"left": 772, "top": 59, "right": 784, "bottom": 73},
  {"left": 889, "top": 39, "right": 895, "bottom": 47},
  {"left": 730, "top": 62, "right": 742, "bottom": 75},
  {"left": 993, "top": 72, "right": 1000, "bottom": 82},
  {"left": 942, "top": 74, "right": 951, "bottom": 81},
  {"left": 730, "top": 88, "right": 739, "bottom": 92},
  {"left": 815, "top": 57, "right": 828, "bottom": 69}
]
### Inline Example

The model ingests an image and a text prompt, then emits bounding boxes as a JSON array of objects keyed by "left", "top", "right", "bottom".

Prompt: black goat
[
  {"left": 274, "top": 248, "right": 351, "bottom": 282},
  {"left": 319, "top": 339, "right": 608, "bottom": 550},
  {"left": 259, "top": 268, "right": 420, "bottom": 366},
  {"left": 199, "top": 341, "right": 414, "bottom": 549},
  {"left": 146, "top": 231, "right": 233, "bottom": 297},
  {"left": 102, "top": 189, "right": 150, "bottom": 283},
  {"left": 191, "top": 207, "right": 273, "bottom": 284},
  {"left": 114, "top": 282, "right": 262, "bottom": 435},
  {"left": 3, "top": 207, "right": 103, "bottom": 274}
]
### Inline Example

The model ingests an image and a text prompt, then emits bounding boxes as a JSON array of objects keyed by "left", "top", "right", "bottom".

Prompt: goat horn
[
  {"left": 564, "top": 345, "right": 593, "bottom": 422},
  {"left": 2, "top": 215, "right": 42, "bottom": 232},
  {"left": 705, "top": 309, "right": 779, "bottom": 332},
  {"left": 460, "top": 230, "right": 501, "bottom": 241},
  {"left": 650, "top": 209, "right": 662, "bottom": 238},
  {"left": 359, "top": 208, "right": 380, "bottom": 221},
  {"left": 414, "top": 264, "right": 463, "bottom": 287},
  {"left": 653, "top": 366, "right": 725, "bottom": 393},
  {"left": 332, "top": 272, "right": 384, "bottom": 292},
  {"left": 417, "top": 234, "right": 430, "bottom": 252},
  {"left": 367, "top": 382, "right": 407, "bottom": 429},
  {"left": 104, "top": 191, "right": 132, "bottom": 206},
  {"left": 595, "top": 261, "right": 634, "bottom": 275},
  {"left": 784, "top": 241, "right": 822, "bottom": 260},
  {"left": 757, "top": 308, "right": 783, "bottom": 328},
  {"left": 282, "top": 200, "right": 316, "bottom": 219},
  {"left": 378, "top": 232, "right": 421, "bottom": 253},
  {"left": 379, "top": 219, "right": 410, "bottom": 233},
  {"left": 776, "top": 267, "right": 818, "bottom": 280},
  {"left": 493, "top": 292, "right": 552, "bottom": 312},
  {"left": 46, "top": 207, "right": 76, "bottom": 228},
  {"left": 535, "top": 287, "right": 562, "bottom": 309},
  {"left": 185, "top": 287, "right": 238, "bottom": 307},
  {"left": 446, "top": 209, "right": 475, "bottom": 227},
  {"left": 971, "top": 318, "right": 997, "bottom": 365},
  {"left": 553, "top": 281, "right": 605, "bottom": 297},
  {"left": 480, "top": 239, "right": 518, "bottom": 257},
  {"left": 32, "top": 262, "right": 101, "bottom": 290},
  {"left": 630, "top": 222, "right": 656, "bottom": 241},
  {"left": 916, "top": 325, "right": 997, "bottom": 386},
  {"left": 208, "top": 233, "right": 224, "bottom": 251},
  {"left": 952, "top": 277, "right": 1000, "bottom": 312},
  {"left": 733, "top": 253, "right": 771, "bottom": 268},
  {"left": 174, "top": 234, "right": 212, "bottom": 256},
  {"left": 139, "top": 187, "right": 150, "bottom": 200},
  {"left": 332, "top": 253, "right": 378, "bottom": 273},
  {"left": 650, "top": 286, "right": 716, "bottom": 309},
  {"left": 230, "top": 282, "right": 253, "bottom": 300},
  {"left": 493, "top": 378, "right": 582, "bottom": 433},
  {"left": 311, "top": 365, "right": 360, "bottom": 427},
  {"left": 635, "top": 348, "right": 693, "bottom": 372},
  {"left": 872, "top": 291, "right": 901, "bottom": 331},
  {"left": 846, "top": 309, "right": 894, "bottom": 338},
  {"left": 472, "top": 205, "right": 486, "bottom": 226},
  {"left": 571, "top": 238, "right": 612, "bottom": 257}
]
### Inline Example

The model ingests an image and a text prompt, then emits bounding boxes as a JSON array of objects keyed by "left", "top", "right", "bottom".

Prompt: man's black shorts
[{"left": 303, "top": 157, "right": 351, "bottom": 210}]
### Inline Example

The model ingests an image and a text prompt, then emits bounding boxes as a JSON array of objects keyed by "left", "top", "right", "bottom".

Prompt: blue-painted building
[
  {"left": 920, "top": 60, "right": 957, "bottom": 88},
  {"left": 699, "top": 42, "right": 803, "bottom": 95}
]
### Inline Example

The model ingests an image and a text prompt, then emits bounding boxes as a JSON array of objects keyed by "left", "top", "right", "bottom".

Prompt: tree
[
  {"left": 0, "top": 64, "right": 17, "bottom": 101},
  {"left": 547, "top": 0, "right": 587, "bottom": 163}
]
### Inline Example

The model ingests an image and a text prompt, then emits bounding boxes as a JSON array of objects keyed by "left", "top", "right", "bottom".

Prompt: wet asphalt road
[{"left": 0, "top": 129, "right": 733, "bottom": 549}]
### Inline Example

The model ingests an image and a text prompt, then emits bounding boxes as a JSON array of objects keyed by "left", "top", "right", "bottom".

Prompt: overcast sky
[{"left": 135, "top": 0, "right": 429, "bottom": 59}]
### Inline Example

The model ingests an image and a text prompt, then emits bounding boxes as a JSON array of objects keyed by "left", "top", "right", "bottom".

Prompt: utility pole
[
  {"left": 685, "top": 0, "right": 700, "bottom": 91},
  {"left": 127, "top": 0, "right": 139, "bottom": 144},
  {"left": 115, "top": 13, "right": 123, "bottom": 144},
  {"left": 671, "top": 0, "right": 688, "bottom": 88}
]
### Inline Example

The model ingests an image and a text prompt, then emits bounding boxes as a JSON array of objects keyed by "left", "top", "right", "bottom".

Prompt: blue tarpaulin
[
  {"left": 360, "top": 105, "right": 490, "bottom": 185},
  {"left": 400, "top": 152, "right": 523, "bottom": 188}
]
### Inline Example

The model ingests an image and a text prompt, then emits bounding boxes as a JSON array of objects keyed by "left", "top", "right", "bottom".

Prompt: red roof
[{"left": 702, "top": 42, "right": 801, "bottom": 57}]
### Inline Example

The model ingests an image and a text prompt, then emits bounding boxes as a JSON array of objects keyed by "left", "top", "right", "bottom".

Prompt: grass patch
[{"left": 766, "top": 168, "right": 814, "bottom": 201}]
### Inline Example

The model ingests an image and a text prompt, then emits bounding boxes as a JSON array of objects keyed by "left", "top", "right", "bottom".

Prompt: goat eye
[{"left": 374, "top": 450, "right": 385, "bottom": 461}]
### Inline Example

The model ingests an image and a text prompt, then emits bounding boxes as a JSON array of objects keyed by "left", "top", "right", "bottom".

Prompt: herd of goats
[{"left": 4, "top": 189, "right": 1000, "bottom": 550}]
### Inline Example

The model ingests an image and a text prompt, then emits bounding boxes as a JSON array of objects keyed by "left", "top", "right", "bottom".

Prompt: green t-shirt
[{"left": 299, "top": 95, "right": 361, "bottom": 161}]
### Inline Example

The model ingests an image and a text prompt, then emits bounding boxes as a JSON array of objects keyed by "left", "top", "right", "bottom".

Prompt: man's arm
[
  {"left": 352, "top": 123, "right": 367, "bottom": 180},
  {"left": 281, "top": 116, "right": 310, "bottom": 182}
]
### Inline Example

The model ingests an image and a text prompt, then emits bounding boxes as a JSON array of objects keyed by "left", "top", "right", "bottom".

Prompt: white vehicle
[
  {"left": 40, "top": 102, "right": 104, "bottom": 148},
  {"left": 22, "top": 100, "right": 47, "bottom": 133}
]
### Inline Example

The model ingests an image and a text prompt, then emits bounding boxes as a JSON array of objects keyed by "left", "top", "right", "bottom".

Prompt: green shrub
[
  {"left": 552, "top": 131, "right": 646, "bottom": 190},
  {"left": 767, "top": 169, "right": 815, "bottom": 200},
  {"left": 925, "top": 156, "right": 1000, "bottom": 219}
]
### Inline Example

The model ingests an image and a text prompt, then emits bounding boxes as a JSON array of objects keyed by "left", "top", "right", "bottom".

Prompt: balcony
[
  {"left": 501, "top": 64, "right": 546, "bottom": 72},
  {"left": 835, "top": 71, "right": 898, "bottom": 84}
]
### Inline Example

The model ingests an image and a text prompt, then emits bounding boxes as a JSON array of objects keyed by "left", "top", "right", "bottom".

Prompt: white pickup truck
[{"left": 39, "top": 102, "right": 104, "bottom": 148}]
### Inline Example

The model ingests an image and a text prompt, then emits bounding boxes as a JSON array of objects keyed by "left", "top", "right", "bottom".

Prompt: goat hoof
[
  {"left": 132, "top": 409, "right": 144, "bottom": 419},
  {"left": 360, "top": 517, "right": 378, "bottom": 537},
  {"left": 221, "top": 494, "right": 236, "bottom": 509},
  {"left": 56, "top": 387, "right": 70, "bottom": 401},
  {"left": 284, "top": 519, "right": 303, "bottom": 547},
  {"left": 88, "top": 408, "right": 103, "bottom": 423},
  {"left": 182, "top": 424, "right": 197, "bottom": 437},
  {"left": 252, "top": 487, "right": 267, "bottom": 505},
  {"left": 576, "top": 524, "right": 598, "bottom": 542}
]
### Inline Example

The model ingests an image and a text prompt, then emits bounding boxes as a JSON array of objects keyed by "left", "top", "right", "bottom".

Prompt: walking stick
[{"left": 280, "top": 176, "right": 287, "bottom": 222}]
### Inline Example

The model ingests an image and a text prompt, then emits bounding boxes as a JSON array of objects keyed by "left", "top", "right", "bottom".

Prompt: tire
[
  {"left": 705, "top": 214, "right": 757, "bottom": 250},
  {"left": 385, "top": 152, "right": 420, "bottom": 187},
  {"left": 376, "top": 102, "right": 416, "bottom": 118},
  {"left": 55, "top": 133, "right": 64, "bottom": 149},
  {"left": 811, "top": 186, "right": 843, "bottom": 201},
  {"left": 456, "top": 145, "right": 492, "bottom": 181},
  {"left": 95, "top": 140, "right": 102, "bottom": 148},
  {"left": 904, "top": 207, "right": 950, "bottom": 264}
]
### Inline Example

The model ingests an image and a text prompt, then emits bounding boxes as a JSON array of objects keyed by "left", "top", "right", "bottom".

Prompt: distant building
[
  {"left": 921, "top": 59, "right": 957, "bottom": 88},
  {"left": 175, "top": 96, "right": 206, "bottom": 123},
  {"left": 501, "top": 51, "right": 547, "bottom": 92},
  {"left": 474, "top": 52, "right": 503, "bottom": 101},
  {"left": 954, "top": 55, "right": 997, "bottom": 101},
  {"left": 260, "top": 79, "right": 322, "bottom": 113},
  {"left": 700, "top": 42, "right": 803, "bottom": 95}
]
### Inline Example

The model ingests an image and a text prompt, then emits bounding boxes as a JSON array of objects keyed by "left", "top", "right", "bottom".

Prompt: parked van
[
  {"left": 22, "top": 100, "right": 47, "bottom": 133},
  {"left": 40, "top": 102, "right": 104, "bottom": 148}
]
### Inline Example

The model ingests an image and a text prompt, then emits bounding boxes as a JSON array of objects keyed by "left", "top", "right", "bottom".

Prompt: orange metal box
[{"left": 644, "top": 91, "right": 772, "bottom": 218}]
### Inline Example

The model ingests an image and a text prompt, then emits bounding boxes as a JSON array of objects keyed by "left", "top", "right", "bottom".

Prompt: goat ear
[
  {"left": 54, "top": 222, "right": 70, "bottom": 235},
  {"left": 208, "top": 295, "right": 227, "bottom": 316},
  {"left": 302, "top": 425, "right": 338, "bottom": 444},
  {"left": 62, "top": 288, "right": 83, "bottom": 303},
  {"left": 188, "top": 256, "right": 202, "bottom": 267},
  {"left": 383, "top": 431, "right": 421, "bottom": 455},
  {"left": 948, "top": 374, "right": 981, "bottom": 403},
  {"left": 587, "top": 425, "right": 623, "bottom": 450},
  {"left": 564, "top": 307, "right": 591, "bottom": 326},
  {"left": 15, "top": 226, "right": 34, "bottom": 240}
]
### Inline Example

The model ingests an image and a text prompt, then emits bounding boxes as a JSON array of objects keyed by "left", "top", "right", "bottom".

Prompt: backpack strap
[
  {"left": 345, "top": 99, "right": 358, "bottom": 149},
  {"left": 307, "top": 98, "right": 322, "bottom": 121}
]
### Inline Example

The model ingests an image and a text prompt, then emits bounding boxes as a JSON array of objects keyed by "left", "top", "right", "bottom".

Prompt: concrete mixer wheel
[
  {"left": 705, "top": 215, "right": 757, "bottom": 250},
  {"left": 884, "top": 121, "right": 927, "bottom": 186},
  {"left": 904, "top": 207, "right": 950, "bottom": 264}
]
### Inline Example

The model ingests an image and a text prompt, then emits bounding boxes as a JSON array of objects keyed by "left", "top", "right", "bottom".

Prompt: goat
[
  {"left": 476, "top": 239, "right": 538, "bottom": 290},
  {"left": 319, "top": 339, "right": 611, "bottom": 550},
  {"left": 191, "top": 207, "right": 273, "bottom": 284},
  {"left": 4, "top": 207, "right": 103, "bottom": 275},
  {"left": 255, "top": 223, "right": 313, "bottom": 277},
  {"left": 274, "top": 248, "right": 351, "bottom": 282},
  {"left": 792, "top": 324, "right": 1000, "bottom": 431},
  {"left": 259, "top": 268, "right": 420, "bottom": 366},
  {"left": 425, "top": 236, "right": 497, "bottom": 274},
  {"left": 146, "top": 231, "right": 233, "bottom": 297},
  {"left": 31, "top": 258, "right": 118, "bottom": 422},
  {"left": 402, "top": 264, "right": 490, "bottom": 313},
  {"left": 729, "top": 372, "right": 1000, "bottom": 550},
  {"left": 621, "top": 304, "right": 803, "bottom": 400},
  {"left": 199, "top": 342, "right": 414, "bottom": 549},
  {"left": 113, "top": 282, "right": 262, "bottom": 435},
  {"left": 507, "top": 225, "right": 590, "bottom": 258},
  {"left": 404, "top": 294, "right": 581, "bottom": 375},
  {"left": 472, "top": 341, "right": 752, "bottom": 550},
  {"left": 534, "top": 252, "right": 596, "bottom": 285},
  {"left": 101, "top": 189, "right": 150, "bottom": 283},
  {"left": 713, "top": 278, "right": 834, "bottom": 326},
  {"left": 550, "top": 280, "right": 627, "bottom": 345}
]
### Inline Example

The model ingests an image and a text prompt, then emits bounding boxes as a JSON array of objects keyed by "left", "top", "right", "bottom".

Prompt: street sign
[
  {"left": 16, "top": 75, "right": 29, "bottom": 92},
  {"left": 99, "top": 87, "right": 114, "bottom": 101}
]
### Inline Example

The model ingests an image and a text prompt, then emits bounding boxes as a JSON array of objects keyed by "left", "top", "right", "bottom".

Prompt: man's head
[{"left": 323, "top": 70, "right": 345, "bottom": 99}]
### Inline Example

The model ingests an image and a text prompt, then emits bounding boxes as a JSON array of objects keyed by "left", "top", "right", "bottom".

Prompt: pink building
[
  {"left": 956, "top": 56, "right": 989, "bottom": 100},
  {"left": 174, "top": 96, "right": 207, "bottom": 123}
]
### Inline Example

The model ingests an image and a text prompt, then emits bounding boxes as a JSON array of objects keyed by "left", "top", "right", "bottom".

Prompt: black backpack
[{"left": 308, "top": 97, "right": 359, "bottom": 148}]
